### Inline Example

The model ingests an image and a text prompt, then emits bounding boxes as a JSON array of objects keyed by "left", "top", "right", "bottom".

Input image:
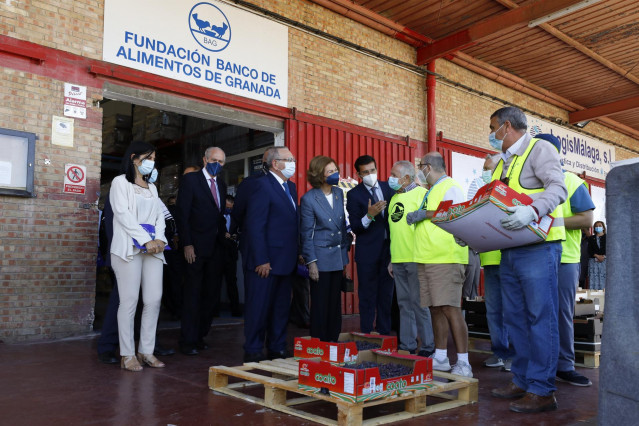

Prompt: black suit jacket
[
  {"left": 345, "top": 181, "right": 394, "bottom": 264},
  {"left": 587, "top": 234, "right": 606, "bottom": 257},
  {"left": 177, "top": 171, "right": 227, "bottom": 258}
]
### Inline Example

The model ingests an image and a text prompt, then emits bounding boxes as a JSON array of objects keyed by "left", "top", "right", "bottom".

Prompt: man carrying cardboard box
[
  {"left": 487, "top": 107, "right": 567, "bottom": 413},
  {"left": 405, "top": 152, "right": 471, "bottom": 377}
]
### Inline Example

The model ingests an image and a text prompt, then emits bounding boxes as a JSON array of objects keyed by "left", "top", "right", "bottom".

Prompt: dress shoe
[
  {"left": 121, "top": 355, "right": 143, "bottom": 372},
  {"left": 137, "top": 353, "right": 166, "bottom": 368},
  {"left": 98, "top": 351, "right": 119, "bottom": 365},
  {"left": 244, "top": 352, "right": 266, "bottom": 363},
  {"left": 267, "top": 349, "right": 290, "bottom": 360},
  {"left": 509, "top": 392, "right": 558, "bottom": 413},
  {"left": 196, "top": 340, "right": 209, "bottom": 350},
  {"left": 180, "top": 346, "right": 199, "bottom": 356},
  {"left": 491, "top": 382, "right": 527, "bottom": 399},
  {"left": 153, "top": 344, "right": 176, "bottom": 356}
]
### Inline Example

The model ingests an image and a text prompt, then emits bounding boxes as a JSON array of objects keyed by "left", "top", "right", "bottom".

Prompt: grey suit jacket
[{"left": 300, "top": 187, "right": 349, "bottom": 272}]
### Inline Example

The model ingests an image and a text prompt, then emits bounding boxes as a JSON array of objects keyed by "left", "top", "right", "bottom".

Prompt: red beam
[
  {"left": 569, "top": 95, "right": 639, "bottom": 123},
  {"left": 417, "top": 0, "right": 590, "bottom": 65}
]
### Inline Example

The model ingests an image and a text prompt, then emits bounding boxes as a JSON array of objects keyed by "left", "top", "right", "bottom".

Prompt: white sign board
[
  {"left": 451, "top": 151, "right": 485, "bottom": 199},
  {"left": 52, "top": 116, "right": 74, "bottom": 147},
  {"left": 527, "top": 115, "right": 615, "bottom": 181},
  {"left": 63, "top": 164, "right": 86, "bottom": 194},
  {"left": 103, "top": 0, "right": 288, "bottom": 107},
  {"left": 64, "top": 83, "right": 87, "bottom": 119}
]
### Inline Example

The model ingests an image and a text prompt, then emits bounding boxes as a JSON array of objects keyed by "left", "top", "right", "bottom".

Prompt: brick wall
[{"left": 0, "top": 68, "right": 102, "bottom": 341}]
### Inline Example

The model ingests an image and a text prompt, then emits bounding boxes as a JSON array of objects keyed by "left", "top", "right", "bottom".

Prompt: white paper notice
[
  {"left": 52, "top": 116, "right": 74, "bottom": 147},
  {"left": 329, "top": 345, "right": 337, "bottom": 362},
  {"left": 344, "top": 372, "right": 354, "bottom": 394},
  {"left": 0, "top": 161, "right": 11, "bottom": 186}
]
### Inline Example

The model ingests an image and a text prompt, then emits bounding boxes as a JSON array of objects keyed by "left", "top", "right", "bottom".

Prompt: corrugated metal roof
[{"left": 351, "top": 0, "right": 639, "bottom": 137}]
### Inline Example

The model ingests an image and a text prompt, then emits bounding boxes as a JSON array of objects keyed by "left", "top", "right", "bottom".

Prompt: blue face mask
[
  {"left": 481, "top": 170, "right": 492, "bottom": 184},
  {"left": 325, "top": 172, "right": 339, "bottom": 186},
  {"left": 137, "top": 159, "right": 155, "bottom": 176},
  {"left": 388, "top": 176, "right": 403, "bottom": 191},
  {"left": 148, "top": 168, "right": 158, "bottom": 184},
  {"left": 594, "top": 226, "right": 603, "bottom": 234},
  {"left": 206, "top": 161, "right": 222, "bottom": 176},
  {"left": 489, "top": 124, "right": 505, "bottom": 151}
]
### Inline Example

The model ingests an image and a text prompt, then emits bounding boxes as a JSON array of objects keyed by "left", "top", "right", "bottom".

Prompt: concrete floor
[{"left": 0, "top": 316, "right": 599, "bottom": 425}]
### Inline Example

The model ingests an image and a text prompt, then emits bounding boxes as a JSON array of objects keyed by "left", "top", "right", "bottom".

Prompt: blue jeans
[
  {"left": 501, "top": 242, "right": 561, "bottom": 396},
  {"left": 483, "top": 265, "right": 514, "bottom": 359},
  {"left": 558, "top": 262, "right": 579, "bottom": 372}
]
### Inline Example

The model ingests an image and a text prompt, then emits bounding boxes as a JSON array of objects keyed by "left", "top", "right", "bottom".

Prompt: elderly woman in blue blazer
[{"left": 300, "top": 156, "right": 349, "bottom": 342}]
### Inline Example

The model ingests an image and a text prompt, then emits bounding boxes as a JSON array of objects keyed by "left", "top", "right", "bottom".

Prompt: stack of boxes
[
  {"left": 132, "top": 107, "right": 182, "bottom": 142},
  {"left": 573, "top": 298, "right": 603, "bottom": 353}
]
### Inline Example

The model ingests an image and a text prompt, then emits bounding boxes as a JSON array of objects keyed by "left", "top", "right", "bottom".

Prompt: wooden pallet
[
  {"left": 209, "top": 357, "right": 478, "bottom": 426},
  {"left": 575, "top": 350, "right": 600, "bottom": 368}
]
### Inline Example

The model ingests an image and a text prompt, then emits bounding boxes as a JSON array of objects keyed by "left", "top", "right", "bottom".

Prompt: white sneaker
[
  {"left": 484, "top": 354, "right": 505, "bottom": 368},
  {"left": 428, "top": 354, "right": 451, "bottom": 371},
  {"left": 501, "top": 359, "right": 512, "bottom": 372},
  {"left": 451, "top": 361, "right": 473, "bottom": 378}
]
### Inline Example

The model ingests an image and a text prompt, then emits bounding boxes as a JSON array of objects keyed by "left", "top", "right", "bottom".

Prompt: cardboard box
[
  {"left": 431, "top": 181, "right": 554, "bottom": 253},
  {"left": 294, "top": 332, "right": 397, "bottom": 364},
  {"left": 298, "top": 350, "right": 433, "bottom": 402}
]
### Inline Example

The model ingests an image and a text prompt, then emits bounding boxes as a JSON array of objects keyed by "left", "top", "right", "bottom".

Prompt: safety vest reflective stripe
[{"left": 560, "top": 172, "right": 588, "bottom": 263}]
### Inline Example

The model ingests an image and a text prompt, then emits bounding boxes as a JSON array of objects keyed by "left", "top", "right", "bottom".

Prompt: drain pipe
[{"left": 427, "top": 61, "right": 437, "bottom": 153}]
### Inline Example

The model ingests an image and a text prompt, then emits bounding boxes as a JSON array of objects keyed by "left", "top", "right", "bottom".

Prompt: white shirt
[
  {"left": 270, "top": 170, "right": 296, "bottom": 208},
  {"left": 325, "top": 192, "right": 334, "bottom": 208},
  {"left": 501, "top": 132, "right": 527, "bottom": 162}
]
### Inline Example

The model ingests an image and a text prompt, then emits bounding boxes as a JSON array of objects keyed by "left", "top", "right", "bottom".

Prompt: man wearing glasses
[
  {"left": 243, "top": 146, "right": 299, "bottom": 362},
  {"left": 346, "top": 155, "right": 395, "bottom": 336}
]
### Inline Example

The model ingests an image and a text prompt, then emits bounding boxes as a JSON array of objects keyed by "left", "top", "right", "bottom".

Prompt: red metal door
[{"left": 286, "top": 113, "right": 417, "bottom": 314}]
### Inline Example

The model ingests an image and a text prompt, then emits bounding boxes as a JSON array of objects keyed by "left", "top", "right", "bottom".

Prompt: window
[{"left": 0, "top": 128, "right": 36, "bottom": 197}]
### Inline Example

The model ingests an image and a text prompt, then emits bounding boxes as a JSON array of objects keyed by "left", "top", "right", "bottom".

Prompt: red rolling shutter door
[{"left": 286, "top": 116, "right": 416, "bottom": 314}]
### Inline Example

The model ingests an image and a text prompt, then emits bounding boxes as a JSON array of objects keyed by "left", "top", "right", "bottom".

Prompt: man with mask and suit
[
  {"left": 346, "top": 155, "right": 395, "bottom": 335},
  {"left": 176, "top": 146, "right": 227, "bottom": 355},
  {"left": 243, "top": 146, "right": 299, "bottom": 362}
]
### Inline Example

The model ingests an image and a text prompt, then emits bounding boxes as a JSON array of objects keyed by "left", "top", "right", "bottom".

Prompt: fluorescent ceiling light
[
  {"left": 574, "top": 120, "right": 591, "bottom": 128},
  {"left": 528, "top": 0, "right": 602, "bottom": 28}
]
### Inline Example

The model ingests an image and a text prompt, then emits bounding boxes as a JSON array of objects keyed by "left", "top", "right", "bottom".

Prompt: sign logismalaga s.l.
[
  {"left": 102, "top": 0, "right": 288, "bottom": 107},
  {"left": 526, "top": 115, "right": 615, "bottom": 180}
]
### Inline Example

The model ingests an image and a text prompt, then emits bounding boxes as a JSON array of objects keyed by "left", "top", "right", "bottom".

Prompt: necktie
[
  {"left": 210, "top": 178, "right": 219, "bottom": 209},
  {"left": 370, "top": 186, "right": 379, "bottom": 203},
  {"left": 282, "top": 182, "right": 295, "bottom": 208}
]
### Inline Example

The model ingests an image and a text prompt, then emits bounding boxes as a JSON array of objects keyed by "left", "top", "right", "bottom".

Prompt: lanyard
[{"left": 419, "top": 175, "right": 447, "bottom": 210}]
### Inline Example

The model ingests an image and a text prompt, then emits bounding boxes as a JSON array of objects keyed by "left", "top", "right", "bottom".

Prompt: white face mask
[
  {"left": 281, "top": 161, "right": 296, "bottom": 179},
  {"left": 362, "top": 173, "right": 377, "bottom": 187},
  {"left": 481, "top": 170, "right": 492, "bottom": 184}
]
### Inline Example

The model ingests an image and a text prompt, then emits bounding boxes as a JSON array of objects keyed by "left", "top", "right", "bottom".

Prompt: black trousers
[
  {"left": 180, "top": 247, "right": 223, "bottom": 348},
  {"left": 310, "top": 270, "right": 343, "bottom": 342},
  {"left": 218, "top": 247, "right": 240, "bottom": 314},
  {"left": 162, "top": 249, "right": 184, "bottom": 318}
]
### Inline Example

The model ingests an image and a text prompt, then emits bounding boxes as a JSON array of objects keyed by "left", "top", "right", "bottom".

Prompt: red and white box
[
  {"left": 431, "top": 180, "right": 554, "bottom": 253},
  {"left": 294, "top": 332, "right": 397, "bottom": 364},
  {"left": 298, "top": 350, "right": 433, "bottom": 403}
]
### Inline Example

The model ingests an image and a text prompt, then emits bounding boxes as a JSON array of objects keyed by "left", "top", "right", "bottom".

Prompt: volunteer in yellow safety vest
[
  {"left": 535, "top": 133, "right": 594, "bottom": 387},
  {"left": 487, "top": 107, "right": 567, "bottom": 414},
  {"left": 386, "top": 160, "right": 435, "bottom": 357}
]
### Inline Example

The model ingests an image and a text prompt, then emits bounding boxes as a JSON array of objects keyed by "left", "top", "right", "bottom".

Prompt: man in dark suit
[
  {"left": 176, "top": 146, "right": 227, "bottom": 355},
  {"left": 346, "top": 155, "right": 395, "bottom": 335},
  {"left": 218, "top": 194, "right": 241, "bottom": 317},
  {"left": 243, "top": 146, "right": 299, "bottom": 362}
]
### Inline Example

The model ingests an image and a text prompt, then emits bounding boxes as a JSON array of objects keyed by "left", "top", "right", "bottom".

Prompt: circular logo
[
  {"left": 189, "top": 2, "right": 231, "bottom": 52},
  {"left": 67, "top": 167, "right": 84, "bottom": 183},
  {"left": 390, "top": 202, "right": 404, "bottom": 222}
]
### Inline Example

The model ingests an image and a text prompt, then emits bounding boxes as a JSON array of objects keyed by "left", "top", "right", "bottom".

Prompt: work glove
[
  {"left": 501, "top": 205, "right": 538, "bottom": 230},
  {"left": 454, "top": 236, "right": 468, "bottom": 247},
  {"left": 406, "top": 209, "right": 427, "bottom": 225}
]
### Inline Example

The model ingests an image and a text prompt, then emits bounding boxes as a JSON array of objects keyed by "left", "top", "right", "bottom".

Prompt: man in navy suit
[
  {"left": 243, "top": 146, "right": 299, "bottom": 362},
  {"left": 176, "top": 146, "right": 227, "bottom": 355},
  {"left": 346, "top": 155, "right": 395, "bottom": 335}
]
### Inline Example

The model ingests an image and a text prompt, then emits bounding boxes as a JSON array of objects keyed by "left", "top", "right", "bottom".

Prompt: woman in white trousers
[{"left": 110, "top": 140, "right": 167, "bottom": 372}]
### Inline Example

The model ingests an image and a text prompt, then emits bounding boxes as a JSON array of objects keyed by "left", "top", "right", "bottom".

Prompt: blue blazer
[
  {"left": 245, "top": 173, "right": 299, "bottom": 275},
  {"left": 232, "top": 171, "right": 266, "bottom": 265},
  {"left": 176, "top": 171, "right": 227, "bottom": 257},
  {"left": 345, "top": 180, "right": 394, "bottom": 264},
  {"left": 300, "top": 187, "right": 349, "bottom": 272}
]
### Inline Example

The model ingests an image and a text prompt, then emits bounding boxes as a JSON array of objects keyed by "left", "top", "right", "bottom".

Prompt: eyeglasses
[{"left": 274, "top": 158, "right": 296, "bottom": 163}]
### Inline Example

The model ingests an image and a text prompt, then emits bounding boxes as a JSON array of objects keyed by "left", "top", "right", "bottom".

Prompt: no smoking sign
[{"left": 63, "top": 164, "right": 86, "bottom": 194}]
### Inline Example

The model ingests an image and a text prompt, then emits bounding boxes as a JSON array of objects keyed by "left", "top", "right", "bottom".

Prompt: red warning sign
[{"left": 64, "top": 164, "right": 86, "bottom": 194}]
